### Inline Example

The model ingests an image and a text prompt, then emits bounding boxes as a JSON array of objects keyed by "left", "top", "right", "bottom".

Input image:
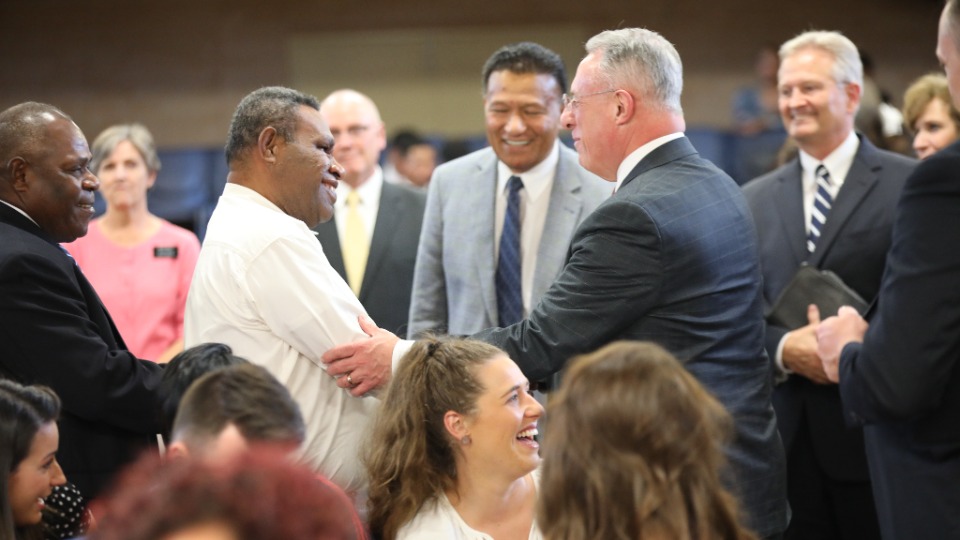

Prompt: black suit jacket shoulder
[
  {"left": 314, "top": 182, "right": 426, "bottom": 335},
  {"left": 0, "top": 203, "right": 162, "bottom": 498}
]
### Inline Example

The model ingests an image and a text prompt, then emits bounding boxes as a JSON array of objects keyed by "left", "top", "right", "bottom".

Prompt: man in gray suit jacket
[
  {"left": 324, "top": 28, "right": 787, "bottom": 538},
  {"left": 743, "top": 31, "right": 914, "bottom": 540},
  {"left": 407, "top": 42, "right": 607, "bottom": 346},
  {"left": 313, "top": 90, "right": 426, "bottom": 336}
]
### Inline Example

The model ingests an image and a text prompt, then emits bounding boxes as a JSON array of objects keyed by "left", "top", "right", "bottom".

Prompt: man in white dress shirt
[{"left": 184, "top": 86, "right": 407, "bottom": 494}]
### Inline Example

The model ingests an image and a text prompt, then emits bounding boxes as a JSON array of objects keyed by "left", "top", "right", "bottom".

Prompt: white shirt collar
[
  {"left": 615, "top": 132, "right": 686, "bottom": 191},
  {"left": 335, "top": 166, "right": 384, "bottom": 209},
  {"left": 0, "top": 199, "right": 39, "bottom": 227},
  {"left": 496, "top": 140, "right": 560, "bottom": 203},
  {"left": 798, "top": 130, "right": 860, "bottom": 188}
]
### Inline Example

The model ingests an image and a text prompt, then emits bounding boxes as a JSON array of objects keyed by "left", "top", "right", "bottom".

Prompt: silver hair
[
  {"left": 585, "top": 28, "right": 684, "bottom": 114},
  {"left": 779, "top": 30, "right": 863, "bottom": 89},
  {"left": 90, "top": 123, "right": 162, "bottom": 175}
]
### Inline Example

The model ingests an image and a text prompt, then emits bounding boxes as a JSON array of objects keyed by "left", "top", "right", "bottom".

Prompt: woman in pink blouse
[{"left": 64, "top": 124, "right": 200, "bottom": 363}]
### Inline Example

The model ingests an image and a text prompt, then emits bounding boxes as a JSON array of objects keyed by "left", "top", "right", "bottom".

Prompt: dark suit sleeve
[
  {"left": 474, "top": 199, "right": 662, "bottom": 380},
  {"left": 839, "top": 151, "right": 960, "bottom": 423},
  {"left": 0, "top": 250, "right": 162, "bottom": 434}
]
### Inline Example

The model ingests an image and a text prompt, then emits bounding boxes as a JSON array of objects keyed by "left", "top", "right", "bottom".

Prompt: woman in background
[
  {"left": 365, "top": 337, "right": 543, "bottom": 540},
  {"left": 538, "top": 341, "right": 757, "bottom": 540},
  {"left": 0, "top": 380, "right": 67, "bottom": 540},
  {"left": 64, "top": 124, "right": 200, "bottom": 363},
  {"left": 902, "top": 73, "right": 960, "bottom": 160}
]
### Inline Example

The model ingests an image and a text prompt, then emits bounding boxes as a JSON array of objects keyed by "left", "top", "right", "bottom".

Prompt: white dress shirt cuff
[
  {"left": 774, "top": 332, "right": 794, "bottom": 383},
  {"left": 391, "top": 339, "right": 416, "bottom": 373}
]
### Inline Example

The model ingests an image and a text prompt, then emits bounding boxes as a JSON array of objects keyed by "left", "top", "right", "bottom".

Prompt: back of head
[
  {"left": 0, "top": 102, "right": 70, "bottom": 183},
  {"left": 90, "top": 123, "right": 162, "bottom": 175},
  {"left": 224, "top": 86, "right": 320, "bottom": 166},
  {"left": 481, "top": 41, "right": 567, "bottom": 95},
  {"left": 171, "top": 363, "right": 304, "bottom": 454},
  {"left": 538, "top": 341, "right": 754, "bottom": 540},
  {"left": 585, "top": 28, "right": 684, "bottom": 115},
  {"left": 364, "top": 336, "right": 503, "bottom": 540},
  {"left": 0, "top": 380, "right": 61, "bottom": 539},
  {"left": 779, "top": 31, "right": 863, "bottom": 91},
  {"left": 91, "top": 449, "right": 359, "bottom": 540},
  {"left": 903, "top": 73, "right": 960, "bottom": 134},
  {"left": 158, "top": 343, "right": 250, "bottom": 444}
]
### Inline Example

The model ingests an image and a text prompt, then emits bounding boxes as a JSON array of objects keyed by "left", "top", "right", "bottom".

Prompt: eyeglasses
[
  {"left": 330, "top": 124, "right": 371, "bottom": 138},
  {"left": 561, "top": 89, "right": 617, "bottom": 109}
]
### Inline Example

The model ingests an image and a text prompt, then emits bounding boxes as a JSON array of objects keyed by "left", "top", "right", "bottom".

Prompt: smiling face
[
  {"left": 560, "top": 52, "right": 621, "bottom": 180},
  {"left": 484, "top": 70, "right": 562, "bottom": 174},
  {"left": 912, "top": 97, "right": 959, "bottom": 159},
  {"left": 457, "top": 355, "right": 543, "bottom": 480},
  {"left": 8, "top": 422, "right": 66, "bottom": 526},
  {"left": 320, "top": 94, "right": 386, "bottom": 189},
  {"left": 272, "top": 105, "right": 342, "bottom": 228},
  {"left": 778, "top": 47, "right": 859, "bottom": 160},
  {"left": 17, "top": 117, "right": 99, "bottom": 242},
  {"left": 97, "top": 139, "right": 156, "bottom": 211}
]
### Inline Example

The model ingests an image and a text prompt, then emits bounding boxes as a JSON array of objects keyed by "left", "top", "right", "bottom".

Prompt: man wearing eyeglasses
[
  {"left": 313, "top": 89, "right": 426, "bottom": 336},
  {"left": 324, "top": 27, "right": 787, "bottom": 539},
  {"left": 407, "top": 42, "right": 607, "bottom": 370}
]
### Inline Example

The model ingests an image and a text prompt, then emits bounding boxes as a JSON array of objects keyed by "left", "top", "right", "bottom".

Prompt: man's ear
[
  {"left": 845, "top": 82, "right": 862, "bottom": 115},
  {"left": 257, "top": 127, "right": 281, "bottom": 164},
  {"left": 165, "top": 441, "right": 190, "bottom": 461},
  {"left": 443, "top": 410, "right": 468, "bottom": 440},
  {"left": 7, "top": 157, "right": 29, "bottom": 193},
  {"left": 614, "top": 89, "right": 636, "bottom": 126}
]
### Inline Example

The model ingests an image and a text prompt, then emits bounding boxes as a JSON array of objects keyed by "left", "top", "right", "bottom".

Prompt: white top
[
  {"left": 615, "top": 132, "right": 686, "bottom": 191},
  {"left": 798, "top": 130, "right": 859, "bottom": 235},
  {"left": 333, "top": 165, "right": 383, "bottom": 246},
  {"left": 397, "top": 470, "right": 543, "bottom": 540},
  {"left": 494, "top": 141, "right": 560, "bottom": 316},
  {"left": 184, "top": 183, "right": 379, "bottom": 494}
]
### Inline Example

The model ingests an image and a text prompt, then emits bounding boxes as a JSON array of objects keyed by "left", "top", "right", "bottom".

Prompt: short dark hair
[
  {"left": 0, "top": 380, "right": 61, "bottom": 540},
  {"left": 0, "top": 102, "right": 71, "bottom": 178},
  {"left": 481, "top": 42, "right": 567, "bottom": 95},
  {"left": 158, "top": 343, "right": 249, "bottom": 444},
  {"left": 172, "top": 363, "right": 304, "bottom": 449},
  {"left": 390, "top": 129, "right": 429, "bottom": 157},
  {"left": 224, "top": 86, "right": 320, "bottom": 166}
]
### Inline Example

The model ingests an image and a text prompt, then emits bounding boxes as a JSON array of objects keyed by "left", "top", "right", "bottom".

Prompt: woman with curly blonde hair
[
  {"left": 539, "top": 341, "right": 757, "bottom": 540},
  {"left": 364, "top": 336, "right": 543, "bottom": 540}
]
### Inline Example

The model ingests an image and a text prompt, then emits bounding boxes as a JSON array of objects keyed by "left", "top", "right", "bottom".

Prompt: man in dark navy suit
[
  {"left": 818, "top": 3, "right": 960, "bottom": 538},
  {"left": 0, "top": 102, "right": 162, "bottom": 498}
]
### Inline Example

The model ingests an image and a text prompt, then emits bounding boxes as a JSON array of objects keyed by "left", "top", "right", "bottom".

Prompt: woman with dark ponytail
[{"left": 0, "top": 380, "right": 66, "bottom": 540}]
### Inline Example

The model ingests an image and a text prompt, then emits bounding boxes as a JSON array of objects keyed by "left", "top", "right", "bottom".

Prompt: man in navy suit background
[
  {"left": 324, "top": 27, "right": 787, "bottom": 539},
  {"left": 0, "top": 102, "right": 162, "bottom": 498},
  {"left": 743, "top": 30, "right": 914, "bottom": 540},
  {"left": 818, "top": 2, "right": 960, "bottom": 538}
]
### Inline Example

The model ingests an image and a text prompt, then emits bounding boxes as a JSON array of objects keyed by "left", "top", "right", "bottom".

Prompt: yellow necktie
[{"left": 342, "top": 190, "right": 369, "bottom": 295}]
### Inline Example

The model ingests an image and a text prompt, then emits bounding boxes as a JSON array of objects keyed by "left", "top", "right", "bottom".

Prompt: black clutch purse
[{"left": 768, "top": 265, "right": 869, "bottom": 329}]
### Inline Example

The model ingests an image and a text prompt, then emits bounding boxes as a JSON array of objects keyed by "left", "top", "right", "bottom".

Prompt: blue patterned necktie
[
  {"left": 496, "top": 176, "right": 524, "bottom": 326},
  {"left": 807, "top": 164, "right": 833, "bottom": 253}
]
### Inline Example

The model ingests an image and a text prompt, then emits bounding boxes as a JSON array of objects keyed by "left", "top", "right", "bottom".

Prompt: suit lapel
[
  {"left": 532, "top": 146, "right": 583, "bottom": 302},
  {"left": 775, "top": 160, "right": 809, "bottom": 267},
  {"left": 807, "top": 138, "right": 881, "bottom": 267},
  {"left": 362, "top": 184, "right": 401, "bottom": 299},
  {"left": 471, "top": 156, "right": 500, "bottom": 323}
]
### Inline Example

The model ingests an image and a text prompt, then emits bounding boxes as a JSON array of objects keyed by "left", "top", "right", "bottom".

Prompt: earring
[{"left": 460, "top": 435, "right": 472, "bottom": 445}]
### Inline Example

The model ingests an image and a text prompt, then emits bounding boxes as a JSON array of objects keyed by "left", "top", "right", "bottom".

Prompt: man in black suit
[
  {"left": 818, "top": 3, "right": 960, "bottom": 538},
  {"left": 313, "top": 89, "right": 426, "bottom": 336},
  {"left": 0, "top": 102, "right": 162, "bottom": 498},
  {"left": 324, "top": 28, "right": 787, "bottom": 539},
  {"left": 742, "top": 31, "right": 914, "bottom": 540}
]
